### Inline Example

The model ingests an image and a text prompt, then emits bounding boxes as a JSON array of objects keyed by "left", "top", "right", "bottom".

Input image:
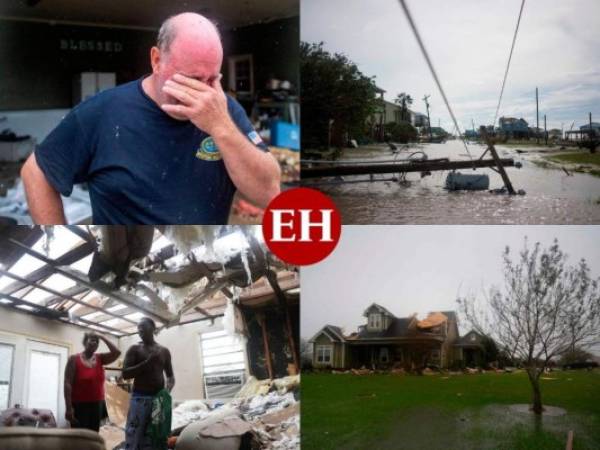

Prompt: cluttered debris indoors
[{"left": 0, "top": 225, "right": 299, "bottom": 450}]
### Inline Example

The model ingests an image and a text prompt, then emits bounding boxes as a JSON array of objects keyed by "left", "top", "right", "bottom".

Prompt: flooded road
[{"left": 303, "top": 141, "right": 600, "bottom": 224}]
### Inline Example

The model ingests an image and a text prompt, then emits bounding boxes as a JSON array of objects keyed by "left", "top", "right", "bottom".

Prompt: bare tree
[
  {"left": 300, "top": 338, "right": 313, "bottom": 369},
  {"left": 457, "top": 239, "right": 600, "bottom": 414}
]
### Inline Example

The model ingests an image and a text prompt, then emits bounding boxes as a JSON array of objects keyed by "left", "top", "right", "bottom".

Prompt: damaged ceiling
[{"left": 0, "top": 225, "right": 298, "bottom": 337}]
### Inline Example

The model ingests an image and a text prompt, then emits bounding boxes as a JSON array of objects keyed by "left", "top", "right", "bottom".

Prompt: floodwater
[{"left": 302, "top": 141, "right": 600, "bottom": 224}]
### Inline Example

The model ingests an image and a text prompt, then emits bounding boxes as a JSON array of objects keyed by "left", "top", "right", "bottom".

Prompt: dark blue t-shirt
[{"left": 35, "top": 78, "right": 268, "bottom": 224}]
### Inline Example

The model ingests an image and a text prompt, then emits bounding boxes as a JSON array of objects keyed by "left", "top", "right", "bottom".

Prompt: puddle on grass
[
  {"left": 508, "top": 403, "right": 566, "bottom": 416},
  {"left": 369, "top": 404, "right": 599, "bottom": 450},
  {"left": 303, "top": 142, "right": 600, "bottom": 224}
]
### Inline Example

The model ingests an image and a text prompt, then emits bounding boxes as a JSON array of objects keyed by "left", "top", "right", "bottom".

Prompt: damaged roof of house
[
  {"left": 356, "top": 317, "right": 414, "bottom": 339},
  {"left": 0, "top": 225, "right": 298, "bottom": 337}
]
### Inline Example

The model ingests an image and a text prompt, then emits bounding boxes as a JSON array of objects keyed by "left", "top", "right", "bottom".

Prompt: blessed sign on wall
[{"left": 59, "top": 39, "right": 123, "bottom": 52}]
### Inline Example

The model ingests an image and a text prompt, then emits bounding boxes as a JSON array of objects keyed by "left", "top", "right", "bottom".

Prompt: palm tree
[{"left": 394, "top": 93, "right": 413, "bottom": 122}]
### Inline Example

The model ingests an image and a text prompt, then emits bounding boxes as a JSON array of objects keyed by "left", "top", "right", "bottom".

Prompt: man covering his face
[{"left": 22, "top": 12, "right": 281, "bottom": 224}]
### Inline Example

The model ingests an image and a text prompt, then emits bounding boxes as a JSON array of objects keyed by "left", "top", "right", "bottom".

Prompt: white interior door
[{"left": 24, "top": 340, "right": 68, "bottom": 426}]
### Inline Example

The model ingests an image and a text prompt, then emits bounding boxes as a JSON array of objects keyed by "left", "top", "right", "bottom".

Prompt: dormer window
[{"left": 368, "top": 313, "right": 382, "bottom": 329}]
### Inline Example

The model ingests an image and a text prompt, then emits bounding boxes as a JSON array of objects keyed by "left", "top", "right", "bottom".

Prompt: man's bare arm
[
  {"left": 21, "top": 153, "right": 67, "bottom": 224},
  {"left": 121, "top": 345, "right": 156, "bottom": 379},
  {"left": 212, "top": 126, "right": 281, "bottom": 208},
  {"left": 163, "top": 348, "right": 175, "bottom": 392},
  {"left": 161, "top": 74, "right": 281, "bottom": 208}
]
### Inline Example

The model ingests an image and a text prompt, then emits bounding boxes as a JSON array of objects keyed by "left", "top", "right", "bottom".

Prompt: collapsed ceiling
[{"left": 0, "top": 225, "right": 298, "bottom": 337}]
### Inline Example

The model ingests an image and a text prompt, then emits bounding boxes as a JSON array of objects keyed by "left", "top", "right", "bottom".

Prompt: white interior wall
[
  {"left": 0, "top": 307, "right": 234, "bottom": 412},
  {"left": 0, "top": 306, "right": 119, "bottom": 427},
  {"left": 118, "top": 317, "right": 226, "bottom": 403}
]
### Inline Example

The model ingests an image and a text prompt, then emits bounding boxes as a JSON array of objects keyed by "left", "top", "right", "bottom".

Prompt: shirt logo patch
[
  {"left": 196, "top": 137, "right": 222, "bottom": 161},
  {"left": 248, "top": 130, "right": 263, "bottom": 145}
]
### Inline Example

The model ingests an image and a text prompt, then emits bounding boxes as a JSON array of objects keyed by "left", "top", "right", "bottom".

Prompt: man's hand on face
[{"left": 161, "top": 73, "right": 234, "bottom": 136}]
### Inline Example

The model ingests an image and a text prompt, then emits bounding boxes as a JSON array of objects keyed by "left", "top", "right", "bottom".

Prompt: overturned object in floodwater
[{"left": 445, "top": 171, "right": 490, "bottom": 191}]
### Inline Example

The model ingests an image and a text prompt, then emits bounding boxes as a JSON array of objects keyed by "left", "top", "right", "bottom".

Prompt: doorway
[{"left": 24, "top": 340, "right": 68, "bottom": 426}]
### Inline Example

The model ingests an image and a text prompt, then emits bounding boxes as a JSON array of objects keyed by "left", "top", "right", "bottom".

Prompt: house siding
[{"left": 312, "top": 333, "right": 346, "bottom": 369}]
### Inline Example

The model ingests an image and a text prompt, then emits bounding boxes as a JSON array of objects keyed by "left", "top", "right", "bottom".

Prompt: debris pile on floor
[
  {"left": 0, "top": 178, "right": 91, "bottom": 223},
  {"left": 270, "top": 147, "right": 299, "bottom": 184},
  {"left": 169, "top": 375, "right": 299, "bottom": 450},
  {"left": 171, "top": 400, "right": 211, "bottom": 430}
]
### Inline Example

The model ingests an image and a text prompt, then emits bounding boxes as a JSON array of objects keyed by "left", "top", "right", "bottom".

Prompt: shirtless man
[{"left": 122, "top": 317, "right": 174, "bottom": 450}]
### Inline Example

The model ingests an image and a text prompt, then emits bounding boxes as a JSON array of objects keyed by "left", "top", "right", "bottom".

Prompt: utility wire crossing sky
[{"left": 301, "top": 0, "right": 600, "bottom": 133}]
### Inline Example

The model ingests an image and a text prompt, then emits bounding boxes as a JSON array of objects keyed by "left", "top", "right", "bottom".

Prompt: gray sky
[
  {"left": 301, "top": 0, "right": 600, "bottom": 132},
  {"left": 301, "top": 226, "right": 600, "bottom": 356}
]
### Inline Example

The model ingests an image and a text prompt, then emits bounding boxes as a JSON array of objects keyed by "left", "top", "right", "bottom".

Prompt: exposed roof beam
[
  {"left": 64, "top": 225, "right": 95, "bottom": 243},
  {"left": 0, "top": 292, "right": 125, "bottom": 336},
  {"left": 176, "top": 276, "right": 235, "bottom": 319},
  {"left": 0, "top": 268, "right": 138, "bottom": 325},
  {"left": 120, "top": 313, "right": 226, "bottom": 336},
  {"left": 80, "top": 306, "right": 140, "bottom": 324},
  {"left": 44, "top": 285, "right": 91, "bottom": 307},
  {"left": 5, "top": 237, "right": 175, "bottom": 324},
  {"left": 64, "top": 267, "right": 175, "bottom": 324},
  {"left": 0, "top": 240, "right": 95, "bottom": 295}
]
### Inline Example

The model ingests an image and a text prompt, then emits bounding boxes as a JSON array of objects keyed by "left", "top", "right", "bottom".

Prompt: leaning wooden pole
[
  {"left": 266, "top": 270, "right": 300, "bottom": 375},
  {"left": 566, "top": 430, "right": 574, "bottom": 450},
  {"left": 487, "top": 142, "right": 516, "bottom": 194},
  {"left": 480, "top": 127, "right": 516, "bottom": 194},
  {"left": 257, "top": 313, "right": 274, "bottom": 379},
  {"left": 302, "top": 157, "right": 516, "bottom": 178}
]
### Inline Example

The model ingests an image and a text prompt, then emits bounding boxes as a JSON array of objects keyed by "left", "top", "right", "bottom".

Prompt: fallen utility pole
[
  {"left": 479, "top": 128, "right": 517, "bottom": 195},
  {"left": 302, "top": 157, "right": 516, "bottom": 178}
]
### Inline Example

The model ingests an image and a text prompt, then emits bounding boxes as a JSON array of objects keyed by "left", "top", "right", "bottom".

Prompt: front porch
[
  {"left": 347, "top": 340, "right": 443, "bottom": 370},
  {"left": 455, "top": 345, "right": 485, "bottom": 368}
]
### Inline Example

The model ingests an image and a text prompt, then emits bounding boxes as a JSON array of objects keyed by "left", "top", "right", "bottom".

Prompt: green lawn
[
  {"left": 543, "top": 152, "right": 600, "bottom": 177},
  {"left": 301, "top": 370, "right": 600, "bottom": 450},
  {"left": 547, "top": 152, "right": 600, "bottom": 166}
]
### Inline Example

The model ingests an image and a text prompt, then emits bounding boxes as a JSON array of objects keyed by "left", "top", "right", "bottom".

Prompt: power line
[
  {"left": 493, "top": 0, "right": 526, "bottom": 127},
  {"left": 398, "top": 0, "right": 472, "bottom": 160}
]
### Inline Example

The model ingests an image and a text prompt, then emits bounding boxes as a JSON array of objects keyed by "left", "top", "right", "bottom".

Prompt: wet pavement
[{"left": 303, "top": 141, "right": 600, "bottom": 224}]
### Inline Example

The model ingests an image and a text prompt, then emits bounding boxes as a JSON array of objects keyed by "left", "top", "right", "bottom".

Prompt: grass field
[
  {"left": 301, "top": 370, "right": 600, "bottom": 450},
  {"left": 542, "top": 152, "right": 600, "bottom": 177}
]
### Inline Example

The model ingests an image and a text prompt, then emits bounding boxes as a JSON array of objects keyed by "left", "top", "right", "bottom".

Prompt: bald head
[
  {"left": 148, "top": 12, "right": 224, "bottom": 119},
  {"left": 157, "top": 13, "right": 223, "bottom": 65}
]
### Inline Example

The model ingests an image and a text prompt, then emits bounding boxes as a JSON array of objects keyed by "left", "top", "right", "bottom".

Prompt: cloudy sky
[
  {"left": 301, "top": 0, "right": 600, "bottom": 133},
  {"left": 301, "top": 226, "right": 600, "bottom": 355}
]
